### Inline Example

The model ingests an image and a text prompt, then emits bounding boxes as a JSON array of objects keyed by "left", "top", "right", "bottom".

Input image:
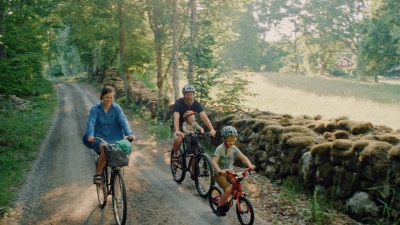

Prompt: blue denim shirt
[{"left": 85, "top": 102, "right": 133, "bottom": 144}]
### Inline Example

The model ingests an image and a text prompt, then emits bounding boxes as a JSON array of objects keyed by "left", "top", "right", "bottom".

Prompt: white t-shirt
[{"left": 213, "top": 143, "right": 242, "bottom": 170}]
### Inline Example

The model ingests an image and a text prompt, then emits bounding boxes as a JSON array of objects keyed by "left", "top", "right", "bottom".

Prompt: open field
[{"left": 245, "top": 72, "right": 400, "bottom": 130}]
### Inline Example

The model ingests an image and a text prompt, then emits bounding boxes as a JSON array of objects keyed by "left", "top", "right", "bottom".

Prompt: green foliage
[
  {"left": 260, "top": 42, "right": 288, "bottom": 72},
  {"left": 191, "top": 71, "right": 218, "bottom": 104},
  {"left": 213, "top": 72, "right": 257, "bottom": 112},
  {"left": 0, "top": 0, "right": 57, "bottom": 96},
  {"left": 365, "top": 185, "right": 400, "bottom": 224},
  {"left": 359, "top": 15, "right": 400, "bottom": 77},
  {"left": 133, "top": 72, "right": 156, "bottom": 90},
  {"left": 50, "top": 62, "right": 65, "bottom": 77},
  {"left": 128, "top": 102, "right": 172, "bottom": 141},
  {"left": 0, "top": 80, "right": 57, "bottom": 214},
  {"left": 148, "top": 120, "right": 172, "bottom": 140},
  {"left": 328, "top": 67, "right": 348, "bottom": 77},
  {"left": 225, "top": 4, "right": 261, "bottom": 71}
]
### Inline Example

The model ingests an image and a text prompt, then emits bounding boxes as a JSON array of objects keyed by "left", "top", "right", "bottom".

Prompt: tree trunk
[
  {"left": 156, "top": 31, "right": 163, "bottom": 117},
  {"left": 0, "top": 0, "right": 6, "bottom": 58},
  {"left": 172, "top": 0, "right": 180, "bottom": 99},
  {"left": 188, "top": 0, "right": 196, "bottom": 83},
  {"left": 118, "top": 0, "right": 133, "bottom": 104}
]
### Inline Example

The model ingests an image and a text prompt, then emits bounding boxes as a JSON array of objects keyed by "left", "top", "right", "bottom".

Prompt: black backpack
[{"left": 103, "top": 143, "right": 129, "bottom": 167}]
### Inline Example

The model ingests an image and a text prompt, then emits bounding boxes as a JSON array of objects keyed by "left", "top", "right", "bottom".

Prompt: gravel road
[{"left": 2, "top": 82, "right": 268, "bottom": 225}]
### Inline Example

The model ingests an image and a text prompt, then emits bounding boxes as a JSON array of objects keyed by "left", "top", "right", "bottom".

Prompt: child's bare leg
[{"left": 218, "top": 186, "right": 232, "bottom": 207}]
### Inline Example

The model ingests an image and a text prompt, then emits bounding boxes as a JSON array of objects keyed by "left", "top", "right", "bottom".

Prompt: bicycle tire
[
  {"left": 236, "top": 195, "right": 255, "bottom": 225},
  {"left": 170, "top": 148, "right": 186, "bottom": 183},
  {"left": 96, "top": 169, "right": 108, "bottom": 208},
  {"left": 112, "top": 169, "right": 127, "bottom": 225},
  {"left": 194, "top": 153, "right": 214, "bottom": 197},
  {"left": 95, "top": 156, "right": 108, "bottom": 208},
  {"left": 208, "top": 186, "right": 223, "bottom": 213}
]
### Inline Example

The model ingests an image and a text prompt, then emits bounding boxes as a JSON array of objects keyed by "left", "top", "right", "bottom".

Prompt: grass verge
[{"left": 0, "top": 79, "right": 57, "bottom": 216}]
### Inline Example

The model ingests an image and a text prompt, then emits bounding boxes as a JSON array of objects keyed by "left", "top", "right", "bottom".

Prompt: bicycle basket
[{"left": 103, "top": 143, "right": 129, "bottom": 167}]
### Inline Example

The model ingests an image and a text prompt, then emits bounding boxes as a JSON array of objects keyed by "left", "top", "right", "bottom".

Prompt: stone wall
[
  {"left": 101, "top": 71, "right": 399, "bottom": 223},
  {"left": 209, "top": 110, "right": 400, "bottom": 223},
  {"left": 102, "top": 72, "right": 160, "bottom": 118}
]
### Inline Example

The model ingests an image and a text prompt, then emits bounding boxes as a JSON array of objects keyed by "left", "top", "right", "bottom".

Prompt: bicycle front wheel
[
  {"left": 194, "top": 153, "right": 214, "bottom": 197},
  {"left": 208, "top": 186, "right": 223, "bottom": 214},
  {"left": 170, "top": 148, "right": 186, "bottom": 183},
  {"left": 236, "top": 196, "right": 255, "bottom": 225},
  {"left": 112, "top": 169, "right": 127, "bottom": 225}
]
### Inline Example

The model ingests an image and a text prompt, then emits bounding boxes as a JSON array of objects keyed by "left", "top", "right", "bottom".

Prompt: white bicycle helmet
[
  {"left": 221, "top": 126, "right": 238, "bottom": 137},
  {"left": 182, "top": 85, "right": 196, "bottom": 93}
]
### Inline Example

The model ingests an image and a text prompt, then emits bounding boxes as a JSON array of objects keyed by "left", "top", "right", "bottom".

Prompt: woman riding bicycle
[
  {"left": 212, "top": 126, "right": 256, "bottom": 216},
  {"left": 82, "top": 86, "right": 136, "bottom": 184}
]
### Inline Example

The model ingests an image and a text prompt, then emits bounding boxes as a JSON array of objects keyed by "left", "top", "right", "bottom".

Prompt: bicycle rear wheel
[
  {"left": 194, "top": 153, "right": 214, "bottom": 197},
  {"left": 112, "top": 169, "right": 127, "bottom": 225},
  {"left": 208, "top": 186, "right": 223, "bottom": 214},
  {"left": 170, "top": 148, "right": 186, "bottom": 183},
  {"left": 236, "top": 196, "right": 255, "bottom": 225}
]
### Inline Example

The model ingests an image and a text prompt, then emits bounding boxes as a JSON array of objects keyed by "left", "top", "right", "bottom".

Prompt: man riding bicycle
[{"left": 171, "top": 85, "right": 216, "bottom": 165}]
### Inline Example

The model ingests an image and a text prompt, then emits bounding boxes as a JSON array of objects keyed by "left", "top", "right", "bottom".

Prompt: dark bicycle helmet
[
  {"left": 221, "top": 126, "right": 238, "bottom": 137},
  {"left": 183, "top": 110, "right": 196, "bottom": 122},
  {"left": 182, "top": 85, "right": 196, "bottom": 93}
]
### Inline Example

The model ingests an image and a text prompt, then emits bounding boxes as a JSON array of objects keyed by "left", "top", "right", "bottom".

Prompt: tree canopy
[{"left": 1, "top": 0, "right": 399, "bottom": 101}]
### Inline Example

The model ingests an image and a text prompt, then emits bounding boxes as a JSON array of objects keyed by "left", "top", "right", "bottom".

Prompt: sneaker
[
  {"left": 216, "top": 206, "right": 227, "bottom": 216},
  {"left": 221, "top": 203, "right": 230, "bottom": 212}
]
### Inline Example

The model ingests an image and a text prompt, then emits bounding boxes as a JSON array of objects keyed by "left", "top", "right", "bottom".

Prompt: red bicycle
[{"left": 208, "top": 168, "right": 255, "bottom": 225}]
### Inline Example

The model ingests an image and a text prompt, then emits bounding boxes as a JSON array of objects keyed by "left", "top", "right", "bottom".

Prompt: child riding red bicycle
[{"left": 212, "top": 126, "right": 256, "bottom": 216}]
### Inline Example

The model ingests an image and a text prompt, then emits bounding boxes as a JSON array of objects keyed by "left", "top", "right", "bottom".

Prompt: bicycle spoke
[
  {"left": 96, "top": 170, "right": 108, "bottom": 208},
  {"left": 170, "top": 148, "right": 186, "bottom": 183},
  {"left": 236, "top": 196, "right": 255, "bottom": 225},
  {"left": 208, "top": 186, "right": 223, "bottom": 213}
]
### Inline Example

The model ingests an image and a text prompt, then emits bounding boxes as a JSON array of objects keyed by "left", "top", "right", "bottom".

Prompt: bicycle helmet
[
  {"left": 182, "top": 85, "right": 196, "bottom": 93},
  {"left": 221, "top": 126, "right": 238, "bottom": 137},
  {"left": 183, "top": 110, "right": 196, "bottom": 122}
]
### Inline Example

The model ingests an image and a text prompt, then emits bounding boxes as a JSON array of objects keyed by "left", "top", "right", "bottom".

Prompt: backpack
[{"left": 103, "top": 143, "right": 129, "bottom": 167}]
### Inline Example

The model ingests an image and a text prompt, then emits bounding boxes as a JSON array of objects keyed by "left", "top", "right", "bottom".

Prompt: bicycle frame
[
  {"left": 225, "top": 169, "right": 250, "bottom": 213},
  {"left": 182, "top": 132, "right": 209, "bottom": 154},
  {"left": 170, "top": 132, "right": 215, "bottom": 197},
  {"left": 94, "top": 137, "right": 132, "bottom": 225}
]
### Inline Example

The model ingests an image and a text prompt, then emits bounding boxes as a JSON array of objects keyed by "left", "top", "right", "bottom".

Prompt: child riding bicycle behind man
[
  {"left": 182, "top": 110, "right": 205, "bottom": 151},
  {"left": 212, "top": 126, "right": 256, "bottom": 216},
  {"left": 182, "top": 110, "right": 205, "bottom": 176},
  {"left": 182, "top": 110, "right": 204, "bottom": 135}
]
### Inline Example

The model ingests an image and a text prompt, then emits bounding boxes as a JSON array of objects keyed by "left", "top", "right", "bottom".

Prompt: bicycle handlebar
[
  {"left": 126, "top": 136, "right": 134, "bottom": 143},
  {"left": 224, "top": 168, "right": 253, "bottom": 182},
  {"left": 94, "top": 136, "right": 134, "bottom": 144},
  {"left": 184, "top": 132, "right": 211, "bottom": 139}
]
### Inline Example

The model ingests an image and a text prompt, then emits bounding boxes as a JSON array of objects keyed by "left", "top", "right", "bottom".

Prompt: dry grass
[{"left": 245, "top": 72, "right": 400, "bottom": 130}]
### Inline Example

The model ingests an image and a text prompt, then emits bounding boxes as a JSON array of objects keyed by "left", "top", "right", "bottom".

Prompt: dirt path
[{"left": 2, "top": 82, "right": 268, "bottom": 225}]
